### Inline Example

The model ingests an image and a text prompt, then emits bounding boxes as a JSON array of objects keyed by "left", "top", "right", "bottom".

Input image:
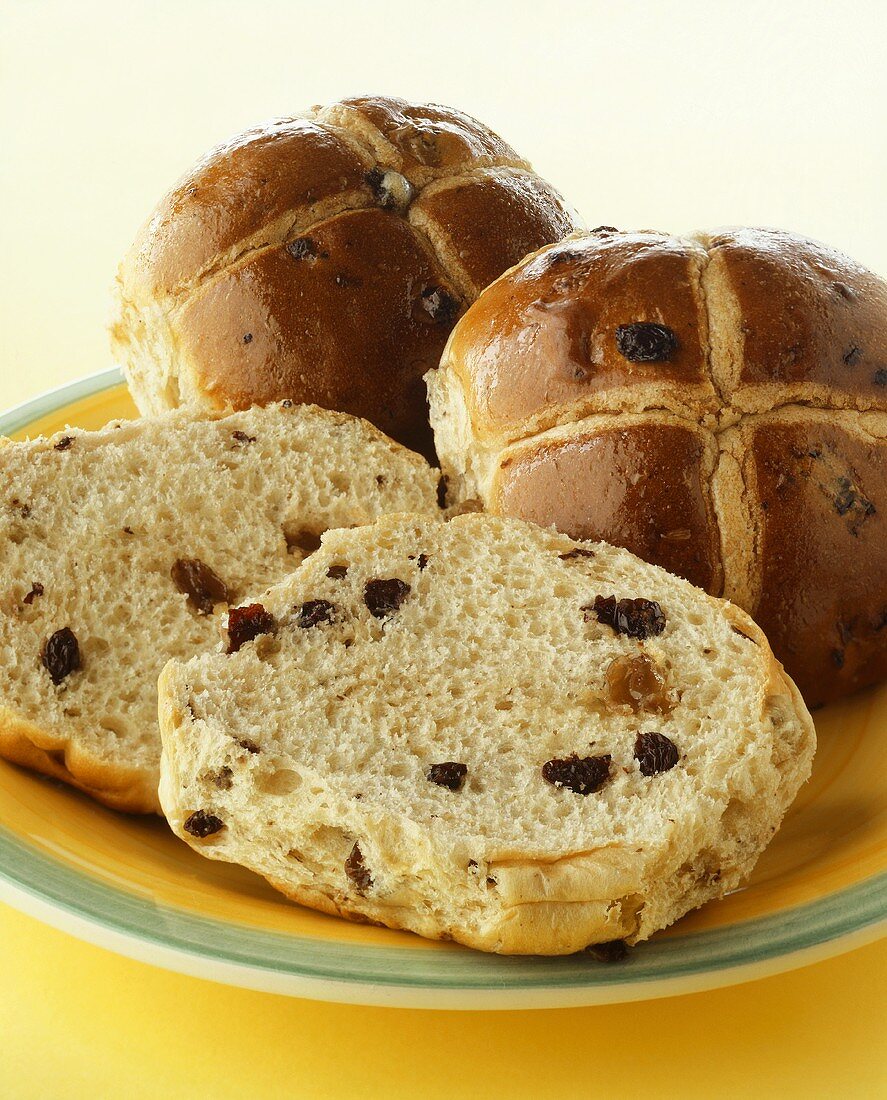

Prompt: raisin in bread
[
  {"left": 0, "top": 405, "right": 439, "bottom": 813},
  {"left": 158, "top": 512, "right": 815, "bottom": 954}
]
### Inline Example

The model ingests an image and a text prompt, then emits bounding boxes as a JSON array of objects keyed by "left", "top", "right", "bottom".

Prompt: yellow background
[{"left": 1, "top": 1, "right": 886, "bottom": 1095}]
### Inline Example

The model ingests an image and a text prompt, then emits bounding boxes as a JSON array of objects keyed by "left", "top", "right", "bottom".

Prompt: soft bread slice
[
  {"left": 0, "top": 406, "right": 439, "bottom": 812},
  {"left": 158, "top": 513, "right": 815, "bottom": 954}
]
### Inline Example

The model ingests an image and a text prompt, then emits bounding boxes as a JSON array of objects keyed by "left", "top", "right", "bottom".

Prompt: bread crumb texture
[{"left": 0, "top": 405, "right": 439, "bottom": 812}]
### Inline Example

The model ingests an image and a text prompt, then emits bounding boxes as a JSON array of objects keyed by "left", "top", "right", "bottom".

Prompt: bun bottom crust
[
  {"left": 191, "top": 635, "right": 810, "bottom": 956},
  {"left": 0, "top": 707, "right": 160, "bottom": 815}
]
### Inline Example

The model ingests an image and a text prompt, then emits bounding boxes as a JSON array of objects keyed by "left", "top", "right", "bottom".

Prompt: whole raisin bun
[
  {"left": 111, "top": 96, "right": 581, "bottom": 460},
  {"left": 427, "top": 227, "right": 887, "bottom": 706}
]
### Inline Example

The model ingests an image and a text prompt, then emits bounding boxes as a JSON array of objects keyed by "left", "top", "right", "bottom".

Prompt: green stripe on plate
[
  {"left": 1, "top": 825, "right": 884, "bottom": 990},
  {"left": 0, "top": 367, "right": 123, "bottom": 437}
]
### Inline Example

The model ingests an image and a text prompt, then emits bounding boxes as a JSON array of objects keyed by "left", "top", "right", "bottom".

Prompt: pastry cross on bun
[
  {"left": 111, "top": 95, "right": 581, "bottom": 459},
  {"left": 428, "top": 227, "right": 887, "bottom": 705}
]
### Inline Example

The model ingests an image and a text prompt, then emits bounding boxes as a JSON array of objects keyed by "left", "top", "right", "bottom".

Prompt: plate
[{"left": 0, "top": 369, "right": 884, "bottom": 1009}]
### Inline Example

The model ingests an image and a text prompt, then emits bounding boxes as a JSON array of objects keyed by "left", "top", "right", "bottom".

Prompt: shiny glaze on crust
[
  {"left": 128, "top": 120, "right": 374, "bottom": 300},
  {"left": 493, "top": 421, "right": 723, "bottom": 593},
  {"left": 176, "top": 208, "right": 461, "bottom": 458},
  {"left": 446, "top": 231, "right": 715, "bottom": 440},
  {"left": 709, "top": 228, "right": 887, "bottom": 408},
  {"left": 748, "top": 414, "right": 886, "bottom": 705}
]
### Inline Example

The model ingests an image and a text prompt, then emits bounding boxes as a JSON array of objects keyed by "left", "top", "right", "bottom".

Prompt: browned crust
[
  {"left": 317, "top": 95, "right": 527, "bottom": 185},
  {"left": 123, "top": 118, "right": 376, "bottom": 303},
  {"left": 447, "top": 227, "right": 887, "bottom": 444},
  {"left": 410, "top": 168, "right": 579, "bottom": 299},
  {"left": 0, "top": 705, "right": 159, "bottom": 814},
  {"left": 706, "top": 227, "right": 887, "bottom": 413},
  {"left": 444, "top": 230, "right": 719, "bottom": 443},
  {"left": 737, "top": 409, "right": 887, "bottom": 705},
  {"left": 491, "top": 416, "right": 723, "bottom": 594},
  {"left": 173, "top": 208, "right": 464, "bottom": 459}
]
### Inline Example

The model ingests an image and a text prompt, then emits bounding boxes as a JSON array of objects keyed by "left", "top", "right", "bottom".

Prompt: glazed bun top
[
  {"left": 114, "top": 95, "right": 581, "bottom": 458},
  {"left": 445, "top": 225, "right": 887, "bottom": 444}
]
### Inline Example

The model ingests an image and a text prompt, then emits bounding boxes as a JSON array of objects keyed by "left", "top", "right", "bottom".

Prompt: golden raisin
[{"left": 605, "top": 654, "right": 673, "bottom": 714}]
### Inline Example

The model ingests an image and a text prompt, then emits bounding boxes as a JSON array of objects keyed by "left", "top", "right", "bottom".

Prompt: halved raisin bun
[
  {"left": 0, "top": 405, "right": 439, "bottom": 812},
  {"left": 158, "top": 513, "right": 814, "bottom": 955}
]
